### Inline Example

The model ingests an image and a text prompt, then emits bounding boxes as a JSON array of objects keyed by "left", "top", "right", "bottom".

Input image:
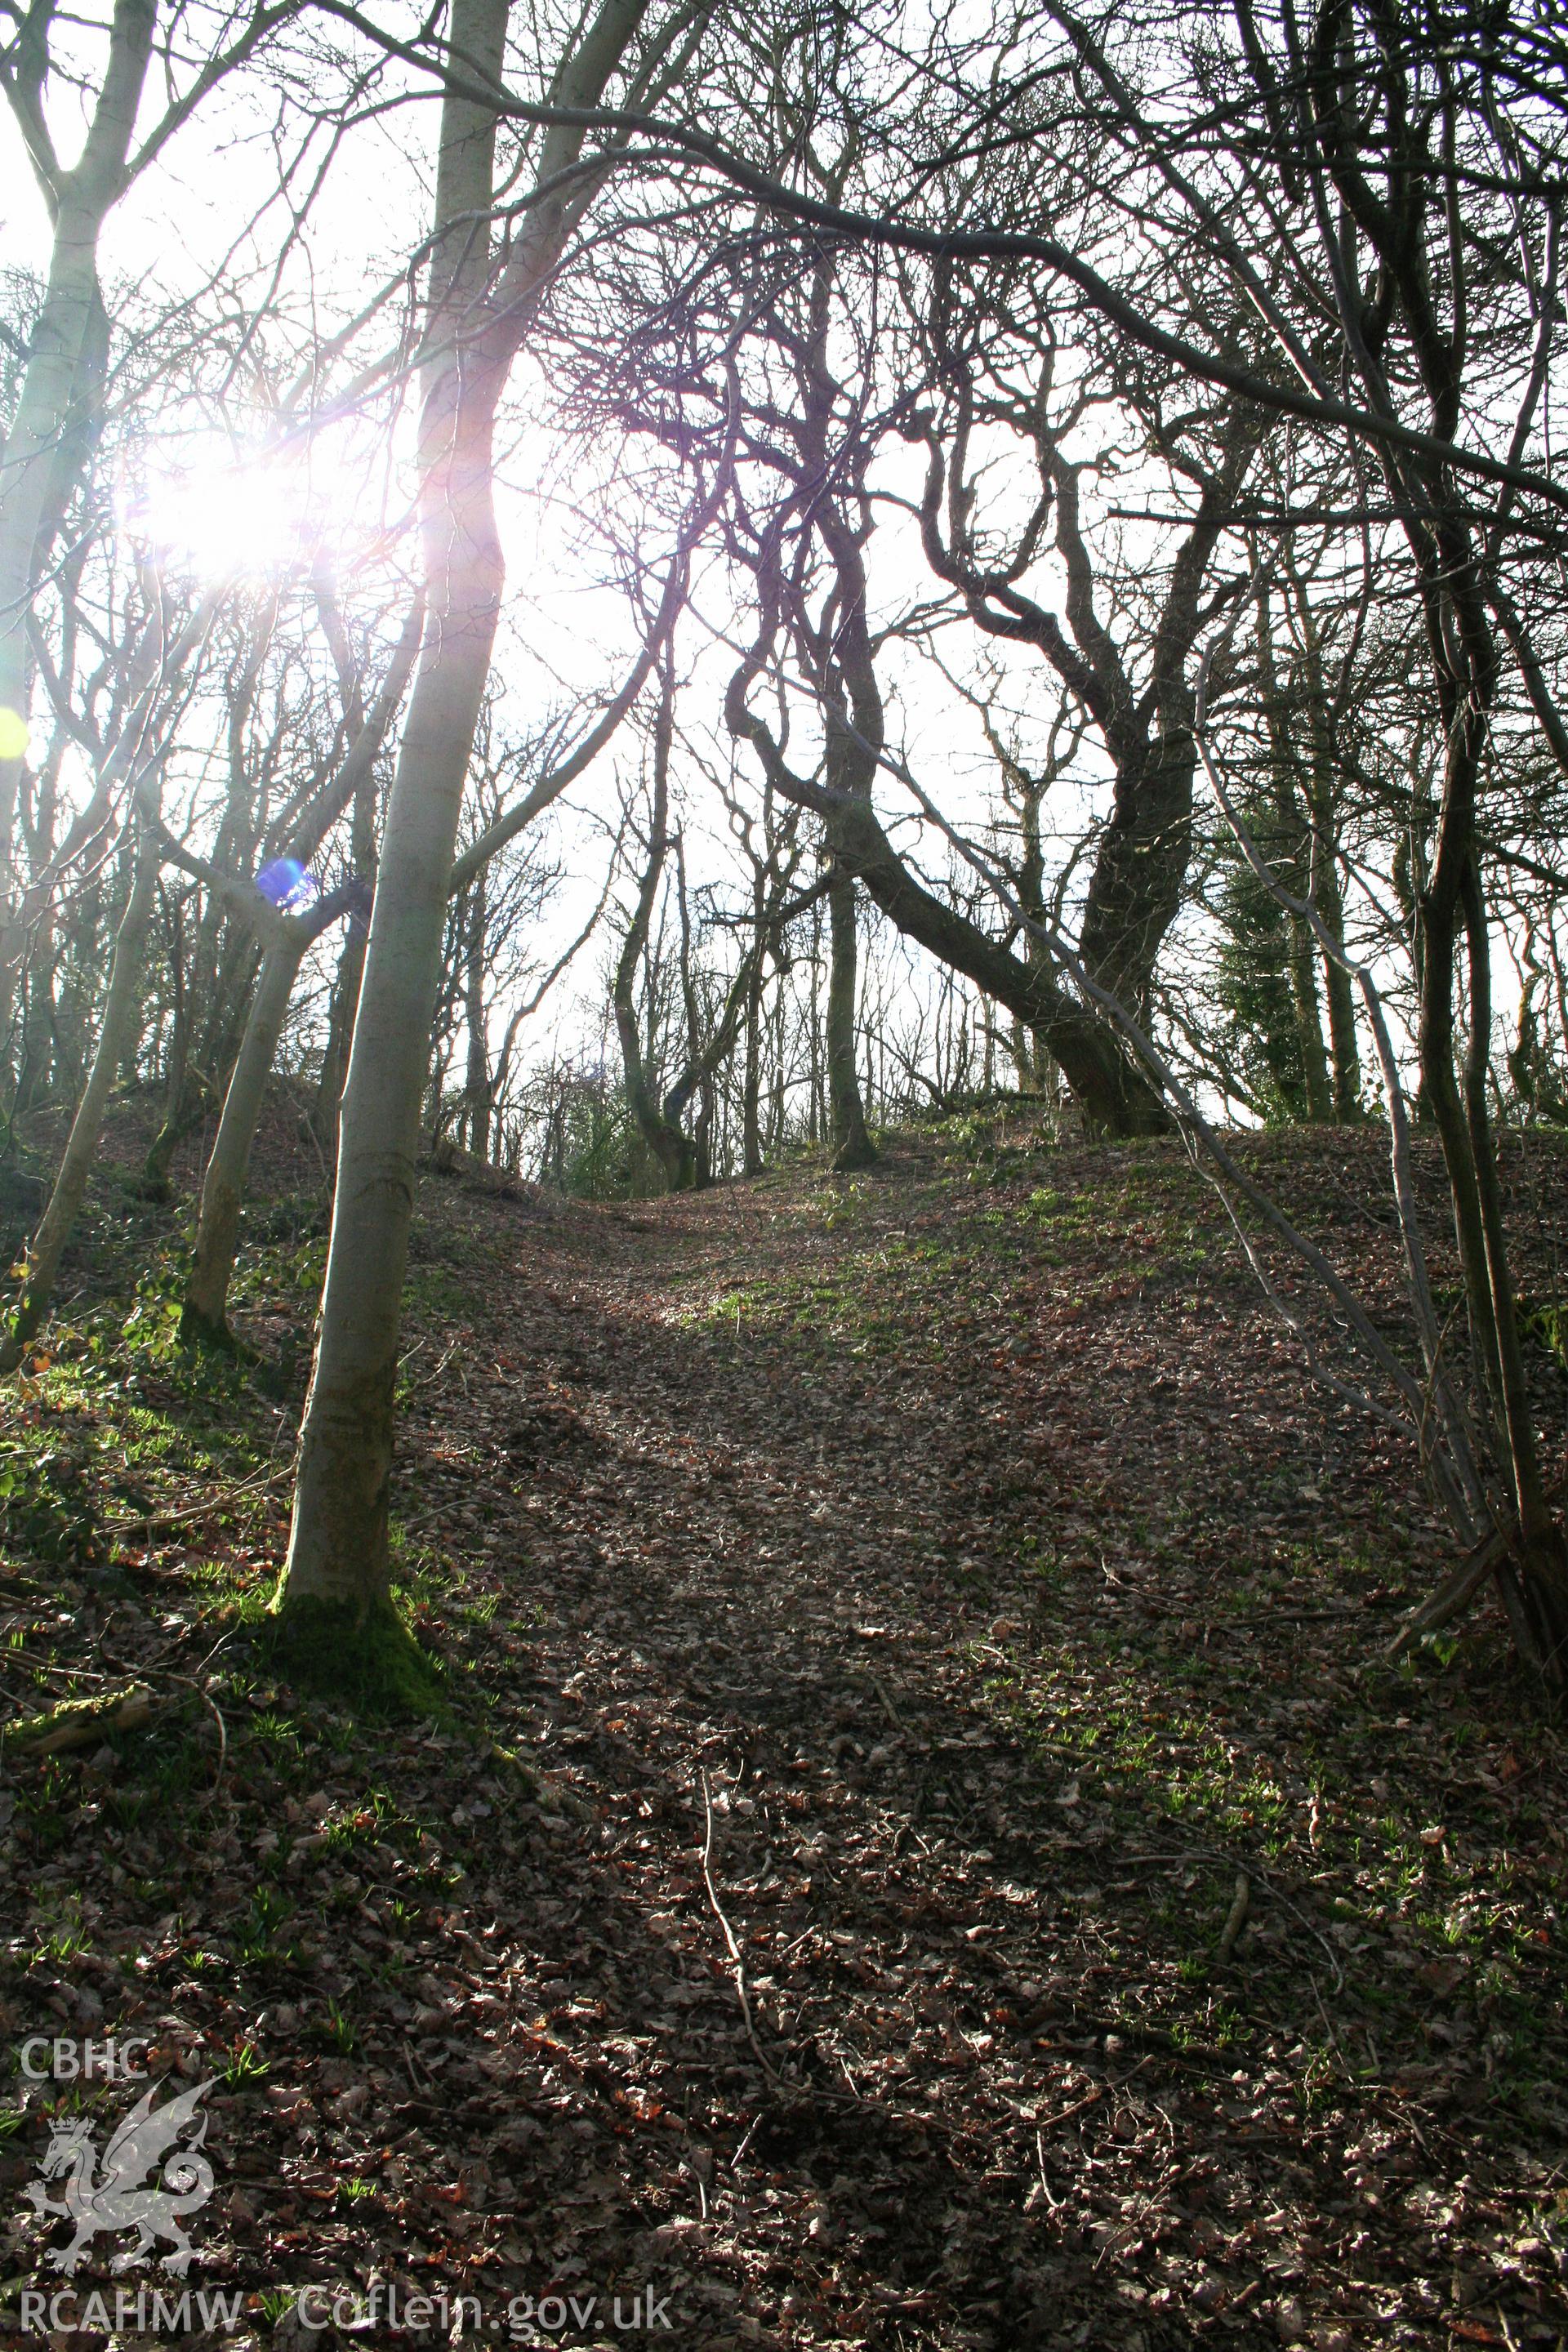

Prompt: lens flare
[
  {"left": 255, "top": 858, "right": 320, "bottom": 912},
  {"left": 119, "top": 454, "right": 312, "bottom": 580}
]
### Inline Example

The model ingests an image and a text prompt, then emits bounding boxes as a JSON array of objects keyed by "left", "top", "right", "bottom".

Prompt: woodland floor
[{"left": 2, "top": 1108, "right": 1567, "bottom": 2350}]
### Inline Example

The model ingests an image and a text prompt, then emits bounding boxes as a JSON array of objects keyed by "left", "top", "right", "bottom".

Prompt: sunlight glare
[{"left": 116, "top": 429, "right": 376, "bottom": 584}]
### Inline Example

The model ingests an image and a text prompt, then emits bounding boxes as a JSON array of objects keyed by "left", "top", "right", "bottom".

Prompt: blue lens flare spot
[{"left": 255, "top": 858, "right": 320, "bottom": 912}]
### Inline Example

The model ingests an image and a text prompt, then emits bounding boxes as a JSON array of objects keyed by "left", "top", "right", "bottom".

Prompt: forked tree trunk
[
  {"left": 176, "top": 608, "right": 414, "bottom": 1336},
  {"left": 0, "top": 838, "right": 159, "bottom": 1373},
  {"left": 278, "top": 0, "right": 649, "bottom": 1631}
]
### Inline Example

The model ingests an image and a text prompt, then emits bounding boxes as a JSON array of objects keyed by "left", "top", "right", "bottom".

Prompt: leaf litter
[{"left": 1, "top": 1116, "right": 1566, "bottom": 2349}]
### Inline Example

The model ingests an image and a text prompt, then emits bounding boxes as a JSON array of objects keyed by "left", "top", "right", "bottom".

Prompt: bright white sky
[
  {"left": 2, "top": 39, "right": 1089, "bottom": 1055},
  {"left": 1, "top": 21, "right": 1453, "bottom": 1119}
]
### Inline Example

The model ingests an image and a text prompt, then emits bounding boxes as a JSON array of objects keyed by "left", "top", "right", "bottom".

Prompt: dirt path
[
  {"left": 3, "top": 1130, "right": 1566, "bottom": 2350},
  {"left": 384, "top": 1138, "right": 1568, "bottom": 2350}
]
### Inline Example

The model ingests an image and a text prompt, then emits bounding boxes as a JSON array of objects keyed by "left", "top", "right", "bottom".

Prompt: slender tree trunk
[
  {"left": 826, "top": 870, "right": 875, "bottom": 1169},
  {"left": 181, "top": 933, "right": 306, "bottom": 1343},
  {"left": 14, "top": 748, "right": 61, "bottom": 1114},
  {"left": 614, "top": 909, "right": 697, "bottom": 1187},
  {"left": 16, "top": 962, "right": 52, "bottom": 1115},
  {"left": 1, "top": 839, "right": 158, "bottom": 1372},
  {"left": 315, "top": 727, "right": 382, "bottom": 1159},
  {"left": 279, "top": 0, "right": 648, "bottom": 1629},
  {"left": 140, "top": 891, "right": 197, "bottom": 1195},
  {"left": 1285, "top": 909, "right": 1333, "bottom": 1120},
  {"left": 1416, "top": 648, "right": 1568, "bottom": 1673},
  {"left": 742, "top": 960, "right": 764, "bottom": 1176},
  {"left": 1291, "top": 568, "right": 1363, "bottom": 1120},
  {"left": 612, "top": 689, "right": 698, "bottom": 1191},
  {"left": 769, "top": 976, "right": 788, "bottom": 1150},
  {"left": 808, "top": 897, "right": 823, "bottom": 1143},
  {"left": 462, "top": 877, "right": 491, "bottom": 1161},
  {"left": 0, "top": 0, "right": 155, "bottom": 1037},
  {"left": 1313, "top": 852, "right": 1362, "bottom": 1117},
  {"left": 314, "top": 920, "right": 365, "bottom": 1161}
]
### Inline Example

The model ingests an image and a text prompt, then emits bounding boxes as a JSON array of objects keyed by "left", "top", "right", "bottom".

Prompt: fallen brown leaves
[{"left": 2, "top": 1120, "right": 1566, "bottom": 2349}]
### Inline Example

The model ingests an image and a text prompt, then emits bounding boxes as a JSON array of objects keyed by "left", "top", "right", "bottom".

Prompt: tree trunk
[
  {"left": 1284, "top": 884, "right": 1333, "bottom": 1122},
  {"left": 612, "top": 691, "right": 699, "bottom": 1191},
  {"left": 1314, "top": 854, "right": 1362, "bottom": 1118},
  {"left": 826, "top": 870, "right": 875, "bottom": 1169},
  {"left": 826, "top": 786, "right": 1167, "bottom": 1133},
  {"left": 742, "top": 958, "right": 764, "bottom": 1176},
  {"left": 314, "top": 918, "right": 365, "bottom": 1162},
  {"left": 283, "top": 423, "right": 506, "bottom": 1605},
  {"left": 0, "top": 838, "right": 158, "bottom": 1373},
  {"left": 181, "top": 933, "right": 306, "bottom": 1343},
  {"left": 278, "top": 0, "right": 648, "bottom": 1636},
  {"left": 462, "top": 876, "right": 491, "bottom": 1162},
  {"left": 0, "top": 0, "right": 155, "bottom": 1038}
]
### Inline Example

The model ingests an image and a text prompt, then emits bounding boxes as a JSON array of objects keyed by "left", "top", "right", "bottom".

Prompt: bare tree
[{"left": 278, "top": 0, "right": 715, "bottom": 1644}]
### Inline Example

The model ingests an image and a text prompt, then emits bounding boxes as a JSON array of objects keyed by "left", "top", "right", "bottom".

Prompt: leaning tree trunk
[
  {"left": 0, "top": 836, "right": 159, "bottom": 1373},
  {"left": 282, "top": 410, "right": 506, "bottom": 1609},
  {"left": 826, "top": 870, "right": 875, "bottom": 1169},
  {"left": 181, "top": 933, "right": 306, "bottom": 1344},
  {"left": 278, "top": 0, "right": 649, "bottom": 1643},
  {"left": 1418, "top": 773, "right": 1568, "bottom": 1676}
]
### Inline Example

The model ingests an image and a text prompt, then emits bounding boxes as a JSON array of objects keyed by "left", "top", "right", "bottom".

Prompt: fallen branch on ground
[{"left": 3, "top": 1682, "right": 162, "bottom": 1754}]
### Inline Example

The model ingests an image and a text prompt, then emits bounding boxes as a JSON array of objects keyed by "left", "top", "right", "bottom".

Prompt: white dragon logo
[{"left": 24, "top": 2076, "right": 216, "bottom": 2275}]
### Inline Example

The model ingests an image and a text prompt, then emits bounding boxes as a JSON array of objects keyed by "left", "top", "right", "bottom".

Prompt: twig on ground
[
  {"left": 1034, "top": 2129, "right": 1064, "bottom": 2208},
  {"left": 698, "top": 1768, "right": 779, "bottom": 2082},
  {"left": 104, "top": 1463, "right": 292, "bottom": 1536},
  {"left": 867, "top": 1671, "right": 903, "bottom": 1730},
  {"left": 1217, "top": 1871, "right": 1251, "bottom": 1961},
  {"left": 163, "top": 1670, "right": 229, "bottom": 1806},
  {"left": 1034, "top": 2085, "right": 1104, "bottom": 2132}
]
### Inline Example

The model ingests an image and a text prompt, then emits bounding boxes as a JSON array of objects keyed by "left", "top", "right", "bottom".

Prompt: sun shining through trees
[
  {"left": 114, "top": 425, "right": 397, "bottom": 585},
  {"left": 2, "top": 0, "right": 1568, "bottom": 2341}
]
